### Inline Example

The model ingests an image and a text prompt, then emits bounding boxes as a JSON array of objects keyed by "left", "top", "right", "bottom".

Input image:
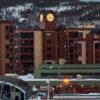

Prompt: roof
[
  {"left": 39, "top": 64, "right": 100, "bottom": 73},
  {"left": 34, "top": 64, "right": 100, "bottom": 79},
  {"left": 40, "top": 64, "right": 100, "bottom": 69}
]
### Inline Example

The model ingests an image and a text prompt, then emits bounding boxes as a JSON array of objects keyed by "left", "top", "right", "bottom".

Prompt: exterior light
[
  {"left": 91, "top": 85, "right": 94, "bottom": 88},
  {"left": 63, "top": 79, "right": 70, "bottom": 85}
]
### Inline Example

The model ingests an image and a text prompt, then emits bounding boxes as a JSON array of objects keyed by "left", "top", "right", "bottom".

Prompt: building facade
[
  {"left": 0, "top": 20, "right": 15, "bottom": 75},
  {"left": 0, "top": 11, "right": 100, "bottom": 74},
  {"left": 14, "top": 29, "right": 34, "bottom": 74}
]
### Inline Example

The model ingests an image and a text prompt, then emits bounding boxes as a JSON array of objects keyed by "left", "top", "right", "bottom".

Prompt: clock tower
[{"left": 39, "top": 11, "right": 56, "bottom": 30}]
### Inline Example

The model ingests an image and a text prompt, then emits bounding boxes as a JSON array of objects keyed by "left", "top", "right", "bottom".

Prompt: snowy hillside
[
  {"left": 0, "top": 3, "right": 33, "bottom": 20},
  {"left": 0, "top": 2, "right": 76, "bottom": 28},
  {"left": 0, "top": 1, "right": 100, "bottom": 28}
]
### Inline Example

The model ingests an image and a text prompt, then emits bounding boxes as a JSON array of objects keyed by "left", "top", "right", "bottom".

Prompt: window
[
  {"left": 78, "top": 32, "right": 83, "bottom": 35},
  {"left": 70, "top": 55, "right": 74, "bottom": 60},
  {"left": 20, "top": 55, "right": 33, "bottom": 60},
  {"left": 95, "top": 43, "right": 99, "bottom": 49},
  {"left": 47, "top": 40, "right": 51, "bottom": 43},
  {"left": 15, "top": 33, "right": 20, "bottom": 38},
  {"left": 47, "top": 55, "right": 51, "bottom": 58},
  {"left": 21, "top": 40, "right": 33, "bottom": 45},
  {"left": 20, "top": 33, "right": 33, "bottom": 38},
  {"left": 70, "top": 62, "right": 74, "bottom": 64},
  {"left": 47, "top": 47, "right": 51, "bottom": 51},
  {"left": 69, "top": 47, "right": 74, "bottom": 53},
  {"left": 15, "top": 48, "right": 20, "bottom": 53},
  {"left": 46, "top": 62, "right": 52, "bottom": 64},
  {"left": 78, "top": 61, "right": 82, "bottom": 64},
  {"left": 69, "top": 32, "right": 78, "bottom": 38},
  {"left": 5, "top": 25, "right": 14, "bottom": 32},
  {"left": 20, "top": 48, "right": 33, "bottom": 53}
]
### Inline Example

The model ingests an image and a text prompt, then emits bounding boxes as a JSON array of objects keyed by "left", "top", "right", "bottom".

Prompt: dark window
[
  {"left": 15, "top": 33, "right": 20, "bottom": 38},
  {"left": 15, "top": 48, "right": 20, "bottom": 53},
  {"left": 21, "top": 40, "right": 33, "bottom": 45},
  {"left": 95, "top": 43, "right": 99, "bottom": 49},
  {"left": 20, "top": 55, "right": 33, "bottom": 60},
  {"left": 21, "top": 63, "right": 33, "bottom": 67},
  {"left": 20, "top": 33, "right": 33, "bottom": 38},
  {"left": 20, "top": 48, "right": 33, "bottom": 53},
  {"left": 70, "top": 62, "right": 74, "bottom": 64},
  {"left": 47, "top": 55, "right": 51, "bottom": 58},
  {"left": 46, "top": 62, "right": 52, "bottom": 64},
  {"left": 78, "top": 61, "right": 82, "bottom": 64},
  {"left": 5, "top": 25, "right": 14, "bottom": 32},
  {"left": 69, "top": 32, "right": 78, "bottom": 38},
  {"left": 47, "top": 47, "right": 51, "bottom": 51},
  {"left": 47, "top": 40, "right": 51, "bottom": 43},
  {"left": 70, "top": 55, "right": 74, "bottom": 60},
  {"left": 69, "top": 47, "right": 74, "bottom": 53}
]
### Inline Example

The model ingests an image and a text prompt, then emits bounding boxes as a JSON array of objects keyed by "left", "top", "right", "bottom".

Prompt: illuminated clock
[
  {"left": 40, "top": 14, "right": 44, "bottom": 22},
  {"left": 46, "top": 13, "right": 54, "bottom": 22}
]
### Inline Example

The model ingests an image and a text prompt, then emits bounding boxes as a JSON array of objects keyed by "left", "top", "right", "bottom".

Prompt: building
[
  {"left": 0, "top": 10, "right": 100, "bottom": 75},
  {"left": 14, "top": 29, "right": 34, "bottom": 74},
  {"left": 0, "top": 20, "right": 15, "bottom": 75}
]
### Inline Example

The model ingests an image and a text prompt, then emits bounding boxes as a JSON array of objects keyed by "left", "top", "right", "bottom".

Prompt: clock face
[
  {"left": 46, "top": 13, "right": 54, "bottom": 22},
  {"left": 40, "top": 14, "right": 44, "bottom": 22}
]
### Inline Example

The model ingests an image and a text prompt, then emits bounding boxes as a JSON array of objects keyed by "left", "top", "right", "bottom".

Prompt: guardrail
[{"left": 53, "top": 94, "right": 100, "bottom": 100}]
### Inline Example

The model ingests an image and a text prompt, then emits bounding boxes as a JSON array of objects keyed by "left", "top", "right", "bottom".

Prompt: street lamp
[{"left": 47, "top": 65, "right": 53, "bottom": 100}]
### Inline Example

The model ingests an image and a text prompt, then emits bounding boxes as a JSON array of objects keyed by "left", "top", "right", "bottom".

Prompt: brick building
[
  {"left": 0, "top": 11, "right": 100, "bottom": 75},
  {"left": 0, "top": 20, "right": 15, "bottom": 75},
  {"left": 14, "top": 29, "right": 34, "bottom": 74}
]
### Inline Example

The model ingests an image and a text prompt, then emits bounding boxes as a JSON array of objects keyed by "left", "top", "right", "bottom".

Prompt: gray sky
[{"left": 80, "top": 0, "right": 100, "bottom": 2}]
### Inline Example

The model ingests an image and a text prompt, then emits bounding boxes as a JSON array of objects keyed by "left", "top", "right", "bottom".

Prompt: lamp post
[
  {"left": 13, "top": 82, "right": 16, "bottom": 100},
  {"left": 47, "top": 65, "right": 53, "bottom": 100}
]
